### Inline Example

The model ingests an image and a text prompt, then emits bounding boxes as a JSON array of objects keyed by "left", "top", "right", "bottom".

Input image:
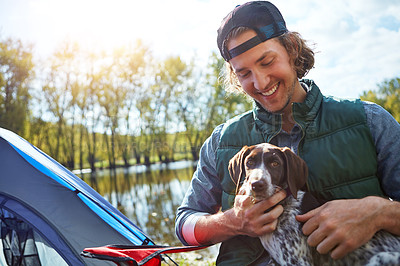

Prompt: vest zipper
[
  {"left": 266, "top": 114, "right": 282, "bottom": 143},
  {"left": 292, "top": 113, "right": 312, "bottom": 192}
]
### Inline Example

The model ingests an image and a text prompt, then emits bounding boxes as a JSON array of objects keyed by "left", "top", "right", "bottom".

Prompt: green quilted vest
[{"left": 215, "top": 79, "right": 385, "bottom": 265}]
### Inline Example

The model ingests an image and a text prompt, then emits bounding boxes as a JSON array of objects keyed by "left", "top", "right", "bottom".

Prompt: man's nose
[{"left": 253, "top": 69, "right": 269, "bottom": 91}]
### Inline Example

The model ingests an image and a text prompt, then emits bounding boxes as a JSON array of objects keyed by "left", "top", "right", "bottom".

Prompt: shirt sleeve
[
  {"left": 363, "top": 101, "right": 400, "bottom": 200},
  {"left": 175, "top": 124, "right": 224, "bottom": 245}
]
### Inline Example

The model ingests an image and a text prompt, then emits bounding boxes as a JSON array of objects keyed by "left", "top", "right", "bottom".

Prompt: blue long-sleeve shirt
[{"left": 175, "top": 101, "right": 400, "bottom": 245}]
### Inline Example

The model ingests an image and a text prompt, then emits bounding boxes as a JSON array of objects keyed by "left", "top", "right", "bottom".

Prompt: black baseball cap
[{"left": 217, "top": 1, "right": 288, "bottom": 61}]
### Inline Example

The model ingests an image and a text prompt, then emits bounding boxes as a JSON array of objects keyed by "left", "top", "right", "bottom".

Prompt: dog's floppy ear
[
  {"left": 281, "top": 147, "right": 308, "bottom": 199},
  {"left": 228, "top": 146, "right": 251, "bottom": 193}
]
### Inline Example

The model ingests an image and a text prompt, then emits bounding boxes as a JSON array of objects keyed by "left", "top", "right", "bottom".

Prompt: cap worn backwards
[{"left": 217, "top": 1, "right": 287, "bottom": 61}]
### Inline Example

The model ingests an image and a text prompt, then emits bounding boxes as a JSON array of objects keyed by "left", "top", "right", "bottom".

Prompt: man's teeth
[{"left": 261, "top": 83, "right": 279, "bottom": 96}]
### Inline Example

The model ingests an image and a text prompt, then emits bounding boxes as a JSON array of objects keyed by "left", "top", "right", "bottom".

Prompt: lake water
[{"left": 77, "top": 160, "right": 219, "bottom": 263}]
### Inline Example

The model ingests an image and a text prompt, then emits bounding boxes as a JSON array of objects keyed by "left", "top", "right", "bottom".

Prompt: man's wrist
[
  {"left": 194, "top": 209, "right": 240, "bottom": 245},
  {"left": 362, "top": 196, "right": 400, "bottom": 235},
  {"left": 182, "top": 212, "right": 209, "bottom": 245},
  {"left": 377, "top": 196, "right": 400, "bottom": 234}
]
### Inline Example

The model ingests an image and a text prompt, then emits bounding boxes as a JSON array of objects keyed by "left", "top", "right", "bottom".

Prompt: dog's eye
[
  {"left": 246, "top": 159, "right": 255, "bottom": 167},
  {"left": 271, "top": 161, "right": 280, "bottom": 167}
]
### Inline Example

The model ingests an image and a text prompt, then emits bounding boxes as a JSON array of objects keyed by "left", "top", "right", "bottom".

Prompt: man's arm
[
  {"left": 296, "top": 102, "right": 400, "bottom": 259},
  {"left": 175, "top": 125, "right": 224, "bottom": 245}
]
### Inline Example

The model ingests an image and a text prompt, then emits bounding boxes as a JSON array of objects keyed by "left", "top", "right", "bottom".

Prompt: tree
[
  {"left": 361, "top": 77, "right": 400, "bottom": 122},
  {"left": 174, "top": 52, "right": 253, "bottom": 161},
  {"left": 96, "top": 46, "right": 136, "bottom": 169},
  {"left": 97, "top": 68, "right": 124, "bottom": 169},
  {"left": 152, "top": 56, "right": 194, "bottom": 163},
  {"left": 0, "top": 37, "right": 34, "bottom": 136},
  {"left": 173, "top": 58, "right": 207, "bottom": 161},
  {"left": 204, "top": 52, "right": 252, "bottom": 133},
  {"left": 116, "top": 40, "right": 152, "bottom": 167},
  {"left": 41, "top": 41, "right": 81, "bottom": 165},
  {"left": 78, "top": 51, "right": 105, "bottom": 172},
  {"left": 137, "top": 94, "right": 156, "bottom": 166}
]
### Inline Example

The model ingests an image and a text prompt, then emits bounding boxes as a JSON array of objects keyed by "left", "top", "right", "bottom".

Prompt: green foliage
[
  {"left": 360, "top": 77, "right": 400, "bottom": 122},
  {"left": 204, "top": 52, "right": 252, "bottom": 133},
  {"left": 0, "top": 36, "right": 34, "bottom": 136},
  {"left": 4, "top": 35, "right": 398, "bottom": 171}
]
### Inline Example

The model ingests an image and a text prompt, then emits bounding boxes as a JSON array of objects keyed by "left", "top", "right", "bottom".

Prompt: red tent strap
[{"left": 81, "top": 244, "right": 210, "bottom": 266}]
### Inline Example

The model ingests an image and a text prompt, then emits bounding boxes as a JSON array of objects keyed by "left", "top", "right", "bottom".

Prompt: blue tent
[{"left": 0, "top": 127, "right": 155, "bottom": 265}]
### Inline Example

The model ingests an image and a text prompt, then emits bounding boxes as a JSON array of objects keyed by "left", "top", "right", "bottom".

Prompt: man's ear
[
  {"left": 281, "top": 147, "right": 308, "bottom": 199},
  {"left": 228, "top": 145, "right": 251, "bottom": 193}
]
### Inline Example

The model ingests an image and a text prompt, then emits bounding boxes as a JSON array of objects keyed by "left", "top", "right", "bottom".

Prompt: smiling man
[
  {"left": 175, "top": 1, "right": 400, "bottom": 265},
  {"left": 226, "top": 29, "right": 305, "bottom": 132}
]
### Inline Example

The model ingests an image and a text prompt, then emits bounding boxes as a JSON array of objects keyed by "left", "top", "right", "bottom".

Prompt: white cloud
[{"left": 278, "top": 0, "right": 400, "bottom": 97}]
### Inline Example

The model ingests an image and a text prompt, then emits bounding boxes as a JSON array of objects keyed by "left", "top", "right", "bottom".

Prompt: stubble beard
[{"left": 264, "top": 78, "right": 297, "bottom": 115}]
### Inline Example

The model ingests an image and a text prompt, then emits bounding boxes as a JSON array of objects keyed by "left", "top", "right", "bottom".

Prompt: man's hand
[
  {"left": 296, "top": 196, "right": 389, "bottom": 259},
  {"left": 233, "top": 190, "right": 287, "bottom": 237},
  {"left": 194, "top": 189, "right": 286, "bottom": 245}
]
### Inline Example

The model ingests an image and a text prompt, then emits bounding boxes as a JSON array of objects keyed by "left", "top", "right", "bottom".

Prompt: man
[{"left": 175, "top": 1, "right": 400, "bottom": 265}]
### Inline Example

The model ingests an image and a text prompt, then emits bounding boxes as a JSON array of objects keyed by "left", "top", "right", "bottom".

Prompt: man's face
[{"left": 227, "top": 30, "right": 303, "bottom": 114}]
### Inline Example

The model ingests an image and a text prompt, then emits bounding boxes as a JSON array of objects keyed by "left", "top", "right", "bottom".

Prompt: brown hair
[{"left": 223, "top": 28, "right": 315, "bottom": 94}]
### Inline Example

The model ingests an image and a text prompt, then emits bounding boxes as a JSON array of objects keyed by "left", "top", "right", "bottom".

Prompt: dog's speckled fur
[{"left": 230, "top": 143, "right": 400, "bottom": 266}]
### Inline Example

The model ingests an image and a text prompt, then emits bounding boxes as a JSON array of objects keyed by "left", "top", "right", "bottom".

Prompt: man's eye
[
  {"left": 261, "top": 59, "right": 273, "bottom": 67},
  {"left": 238, "top": 71, "right": 250, "bottom": 78}
]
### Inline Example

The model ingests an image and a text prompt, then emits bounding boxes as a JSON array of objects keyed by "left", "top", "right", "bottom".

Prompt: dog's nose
[{"left": 251, "top": 180, "right": 266, "bottom": 193}]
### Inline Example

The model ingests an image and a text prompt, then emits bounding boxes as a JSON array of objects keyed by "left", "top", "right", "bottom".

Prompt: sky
[{"left": 0, "top": 0, "right": 400, "bottom": 98}]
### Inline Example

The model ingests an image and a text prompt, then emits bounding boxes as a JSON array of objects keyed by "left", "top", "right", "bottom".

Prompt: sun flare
[{"left": 30, "top": 0, "right": 161, "bottom": 52}]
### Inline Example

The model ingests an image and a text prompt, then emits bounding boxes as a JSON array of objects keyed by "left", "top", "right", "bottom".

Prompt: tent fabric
[
  {"left": 1, "top": 128, "right": 150, "bottom": 245},
  {"left": 0, "top": 195, "right": 76, "bottom": 265},
  {"left": 1, "top": 212, "right": 41, "bottom": 265},
  {"left": 0, "top": 127, "right": 155, "bottom": 265},
  {"left": 81, "top": 245, "right": 209, "bottom": 266}
]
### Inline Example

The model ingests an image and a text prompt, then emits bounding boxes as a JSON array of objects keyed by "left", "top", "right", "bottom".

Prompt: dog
[{"left": 229, "top": 143, "right": 400, "bottom": 266}]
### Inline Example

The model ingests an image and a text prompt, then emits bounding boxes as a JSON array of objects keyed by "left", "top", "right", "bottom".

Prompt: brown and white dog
[{"left": 229, "top": 143, "right": 400, "bottom": 266}]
